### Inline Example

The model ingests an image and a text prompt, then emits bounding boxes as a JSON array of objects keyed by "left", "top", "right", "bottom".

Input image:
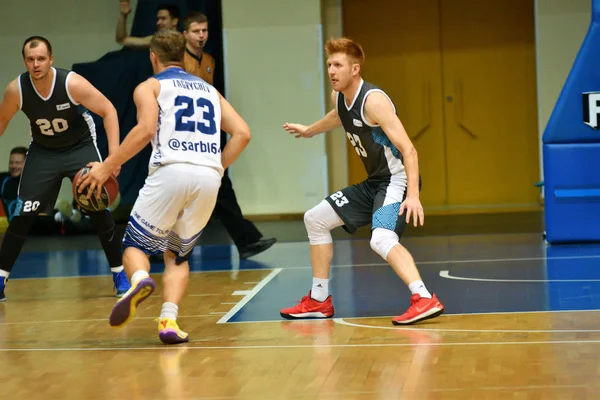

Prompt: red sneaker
[
  {"left": 280, "top": 291, "right": 335, "bottom": 319},
  {"left": 392, "top": 293, "right": 444, "bottom": 325}
]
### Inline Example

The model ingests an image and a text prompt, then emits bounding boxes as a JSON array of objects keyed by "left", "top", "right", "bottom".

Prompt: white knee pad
[
  {"left": 304, "top": 200, "right": 344, "bottom": 245},
  {"left": 370, "top": 228, "right": 400, "bottom": 260}
]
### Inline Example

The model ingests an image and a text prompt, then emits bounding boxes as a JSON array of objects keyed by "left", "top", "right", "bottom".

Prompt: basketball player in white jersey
[{"left": 77, "top": 29, "right": 251, "bottom": 344}]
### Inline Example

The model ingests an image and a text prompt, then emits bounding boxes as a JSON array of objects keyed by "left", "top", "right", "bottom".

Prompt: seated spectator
[{"left": 0, "top": 146, "right": 27, "bottom": 224}]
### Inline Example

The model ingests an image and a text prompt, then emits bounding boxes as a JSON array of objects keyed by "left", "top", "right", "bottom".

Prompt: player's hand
[
  {"left": 112, "top": 165, "right": 121, "bottom": 177},
  {"left": 283, "top": 122, "right": 313, "bottom": 139},
  {"left": 399, "top": 195, "right": 424, "bottom": 227},
  {"left": 77, "top": 162, "right": 112, "bottom": 200},
  {"left": 119, "top": 1, "right": 131, "bottom": 15}
]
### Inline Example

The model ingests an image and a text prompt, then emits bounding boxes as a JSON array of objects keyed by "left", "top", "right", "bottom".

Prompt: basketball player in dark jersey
[
  {"left": 0, "top": 36, "right": 131, "bottom": 301},
  {"left": 281, "top": 37, "right": 444, "bottom": 325}
]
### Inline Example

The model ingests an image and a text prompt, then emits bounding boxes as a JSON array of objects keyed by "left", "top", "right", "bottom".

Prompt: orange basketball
[{"left": 72, "top": 167, "right": 119, "bottom": 212}]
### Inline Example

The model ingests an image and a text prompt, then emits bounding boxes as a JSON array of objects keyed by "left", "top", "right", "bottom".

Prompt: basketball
[{"left": 72, "top": 167, "right": 119, "bottom": 212}]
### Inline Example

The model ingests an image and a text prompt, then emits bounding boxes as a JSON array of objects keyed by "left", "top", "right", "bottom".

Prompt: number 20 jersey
[
  {"left": 149, "top": 67, "right": 223, "bottom": 177},
  {"left": 336, "top": 79, "right": 406, "bottom": 183},
  {"left": 19, "top": 67, "right": 96, "bottom": 150}
]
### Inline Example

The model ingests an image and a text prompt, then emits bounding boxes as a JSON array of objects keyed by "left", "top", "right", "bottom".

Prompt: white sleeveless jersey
[{"left": 148, "top": 67, "right": 223, "bottom": 176}]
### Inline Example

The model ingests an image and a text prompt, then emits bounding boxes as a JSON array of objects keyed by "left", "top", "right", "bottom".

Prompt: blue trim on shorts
[
  {"left": 167, "top": 229, "right": 204, "bottom": 259},
  {"left": 122, "top": 216, "right": 166, "bottom": 256}
]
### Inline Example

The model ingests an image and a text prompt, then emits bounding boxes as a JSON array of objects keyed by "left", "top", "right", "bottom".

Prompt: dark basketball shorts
[
  {"left": 16, "top": 140, "right": 102, "bottom": 216},
  {"left": 324, "top": 178, "right": 412, "bottom": 238}
]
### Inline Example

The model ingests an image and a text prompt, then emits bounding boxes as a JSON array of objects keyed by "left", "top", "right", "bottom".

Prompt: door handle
[
  {"left": 454, "top": 80, "right": 478, "bottom": 139},
  {"left": 410, "top": 82, "right": 432, "bottom": 141}
]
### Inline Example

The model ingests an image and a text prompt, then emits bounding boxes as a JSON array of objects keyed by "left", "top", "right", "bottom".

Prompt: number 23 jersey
[
  {"left": 336, "top": 79, "right": 406, "bottom": 183},
  {"left": 150, "top": 67, "right": 223, "bottom": 177}
]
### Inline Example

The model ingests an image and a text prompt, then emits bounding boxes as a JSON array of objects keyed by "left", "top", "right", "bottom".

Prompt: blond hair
[{"left": 150, "top": 29, "right": 186, "bottom": 65}]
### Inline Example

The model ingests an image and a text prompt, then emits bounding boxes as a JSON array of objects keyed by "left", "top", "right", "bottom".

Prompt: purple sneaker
[{"left": 109, "top": 277, "right": 156, "bottom": 327}]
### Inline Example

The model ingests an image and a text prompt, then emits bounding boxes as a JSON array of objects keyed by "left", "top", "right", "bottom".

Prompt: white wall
[
  {"left": 0, "top": 0, "right": 136, "bottom": 202},
  {"left": 535, "top": 0, "right": 591, "bottom": 180},
  {"left": 221, "top": 0, "right": 328, "bottom": 215},
  {"left": 321, "top": 0, "right": 348, "bottom": 194}
]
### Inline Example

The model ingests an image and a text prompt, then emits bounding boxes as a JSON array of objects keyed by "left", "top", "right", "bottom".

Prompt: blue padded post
[
  {"left": 544, "top": 143, "right": 600, "bottom": 242},
  {"left": 542, "top": 0, "right": 600, "bottom": 243}
]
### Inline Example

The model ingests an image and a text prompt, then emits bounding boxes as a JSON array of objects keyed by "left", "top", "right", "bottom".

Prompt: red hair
[{"left": 325, "top": 37, "right": 365, "bottom": 66}]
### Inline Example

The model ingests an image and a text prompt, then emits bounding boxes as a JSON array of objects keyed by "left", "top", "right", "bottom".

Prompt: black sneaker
[{"left": 238, "top": 238, "right": 277, "bottom": 260}]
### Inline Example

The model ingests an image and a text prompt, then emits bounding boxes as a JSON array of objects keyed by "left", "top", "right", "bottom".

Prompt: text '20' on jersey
[
  {"left": 19, "top": 67, "right": 96, "bottom": 150},
  {"left": 337, "top": 79, "right": 407, "bottom": 185},
  {"left": 149, "top": 67, "right": 223, "bottom": 177}
]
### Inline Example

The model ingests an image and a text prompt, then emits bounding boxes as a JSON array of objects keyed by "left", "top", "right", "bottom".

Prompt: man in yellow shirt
[{"left": 182, "top": 12, "right": 215, "bottom": 85}]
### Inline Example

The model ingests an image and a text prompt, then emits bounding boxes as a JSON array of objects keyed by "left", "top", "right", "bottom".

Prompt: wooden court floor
[{"left": 1, "top": 231, "right": 600, "bottom": 399}]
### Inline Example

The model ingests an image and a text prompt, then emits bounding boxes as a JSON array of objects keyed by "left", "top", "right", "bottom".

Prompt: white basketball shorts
[{"left": 123, "top": 163, "right": 222, "bottom": 261}]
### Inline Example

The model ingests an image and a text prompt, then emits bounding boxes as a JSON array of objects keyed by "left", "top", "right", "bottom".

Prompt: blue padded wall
[
  {"left": 542, "top": 0, "right": 600, "bottom": 242},
  {"left": 544, "top": 143, "right": 600, "bottom": 242}
]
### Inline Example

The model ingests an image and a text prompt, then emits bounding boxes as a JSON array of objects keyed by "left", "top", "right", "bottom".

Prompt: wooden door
[
  {"left": 342, "top": 0, "right": 448, "bottom": 207},
  {"left": 341, "top": 0, "right": 540, "bottom": 211},
  {"left": 440, "top": 0, "right": 540, "bottom": 207}
]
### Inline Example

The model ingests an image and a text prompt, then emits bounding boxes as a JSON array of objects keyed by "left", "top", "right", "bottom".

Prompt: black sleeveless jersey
[
  {"left": 336, "top": 79, "right": 406, "bottom": 182},
  {"left": 19, "top": 67, "right": 95, "bottom": 150}
]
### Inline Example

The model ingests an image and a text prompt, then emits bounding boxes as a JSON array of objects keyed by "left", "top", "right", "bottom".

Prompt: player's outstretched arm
[
  {"left": 77, "top": 79, "right": 159, "bottom": 198},
  {"left": 283, "top": 90, "right": 342, "bottom": 139},
  {"left": 363, "top": 91, "right": 424, "bottom": 227},
  {"left": 0, "top": 80, "right": 21, "bottom": 138},
  {"left": 219, "top": 93, "right": 251, "bottom": 170},
  {"left": 120, "top": 35, "right": 153, "bottom": 48},
  {"left": 68, "top": 73, "right": 120, "bottom": 157}
]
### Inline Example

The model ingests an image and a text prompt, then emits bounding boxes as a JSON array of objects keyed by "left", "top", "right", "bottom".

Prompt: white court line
[
  {"left": 11, "top": 254, "right": 600, "bottom": 282},
  {"left": 0, "top": 314, "right": 220, "bottom": 326},
  {"left": 5, "top": 308, "right": 598, "bottom": 327},
  {"left": 418, "top": 254, "right": 600, "bottom": 264},
  {"left": 26, "top": 386, "right": 577, "bottom": 399},
  {"left": 165, "top": 385, "right": 585, "bottom": 399},
  {"left": 439, "top": 270, "right": 600, "bottom": 283},
  {"left": 217, "top": 268, "right": 282, "bottom": 324},
  {"left": 329, "top": 254, "right": 600, "bottom": 269},
  {"left": 222, "top": 308, "right": 600, "bottom": 324},
  {"left": 1, "top": 339, "right": 600, "bottom": 352},
  {"left": 334, "top": 318, "right": 600, "bottom": 333}
]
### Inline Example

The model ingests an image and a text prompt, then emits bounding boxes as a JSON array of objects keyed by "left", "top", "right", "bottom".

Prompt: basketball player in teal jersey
[{"left": 281, "top": 37, "right": 444, "bottom": 325}]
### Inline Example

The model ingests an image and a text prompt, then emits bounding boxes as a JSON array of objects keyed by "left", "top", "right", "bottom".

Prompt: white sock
[
  {"left": 408, "top": 280, "right": 432, "bottom": 299},
  {"left": 111, "top": 266, "right": 124, "bottom": 274},
  {"left": 310, "top": 277, "right": 329, "bottom": 302},
  {"left": 0, "top": 270, "right": 9, "bottom": 280},
  {"left": 160, "top": 302, "right": 179, "bottom": 320},
  {"left": 54, "top": 212, "right": 65, "bottom": 223},
  {"left": 70, "top": 210, "right": 82, "bottom": 223},
  {"left": 131, "top": 270, "right": 149, "bottom": 285}
]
